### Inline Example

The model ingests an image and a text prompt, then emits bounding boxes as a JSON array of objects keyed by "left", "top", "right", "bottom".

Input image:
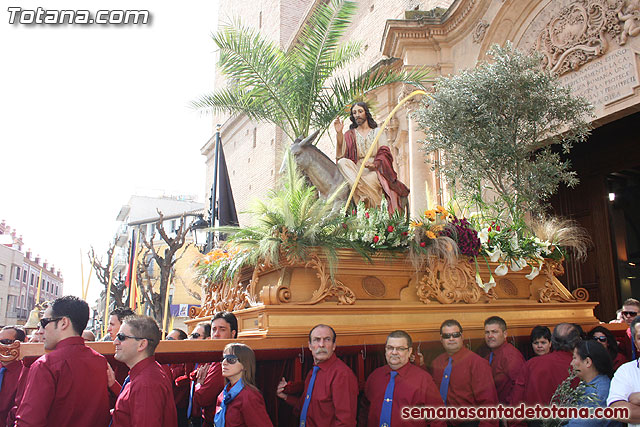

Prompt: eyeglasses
[
  {"left": 39, "top": 317, "right": 63, "bottom": 329},
  {"left": 385, "top": 345, "right": 409, "bottom": 352},
  {"left": 222, "top": 354, "right": 239, "bottom": 364},
  {"left": 592, "top": 336, "right": 608, "bottom": 343},
  {"left": 0, "top": 339, "right": 15, "bottom": 345},
  {"left": 190, "top": 333, "right": 202, "bottom": 339},
  {"left": 166, "top": 337, "right": 175, "bottom": 340},
  {"left": 441, "top": 332, "right": 462, "bottom": 339},
  {"left": 115, "top": 333, "right": 152, "bottom": 342},
  {"left": 622, "top": 311, "right": 638, "bottom": 317}
]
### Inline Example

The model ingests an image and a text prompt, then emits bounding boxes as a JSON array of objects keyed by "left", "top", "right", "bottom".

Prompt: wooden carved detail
[
  {"left": 362, "top": 276, "right": 386, "bottom": 298},
  {"left": 417, "top": 259, "right": 497, "bottom": 304},
  {"left": 199, "top": 276, "right": 259, "bottom": 318},
  {"left": 537, "top": 259, "right": 589, "bottom": 302},
  {"left": 532, "top": 0, "right": 640, "bottom": 75},
  {"left": 499, "top": 278, "right": 518, "bottom": 296},
  {"left": 299, "top": 255, "right": 356, "bottom": 305},
  {"left": 0, "top": 341, "right": 20, "bottom": 363},
  {"left": 260, "top": 284, "right": 291, "bottom": 305}
]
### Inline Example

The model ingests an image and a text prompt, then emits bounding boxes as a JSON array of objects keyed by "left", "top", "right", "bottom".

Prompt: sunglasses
[
  {"left": 622, "top": 311, "right": 638, "bottom": 317},
  {"left": 222, "top": 354, "right": 239, "bottom": 364},
  {"left": 0, "top": 339, "right": 15, "bottom": 345},
  {"left": 166, "top": 337, "right": 175, "bottom": 341},
  {"left": 39, "top": 317, "right": 63, "bottom": 329},
  {"left": 116, "top": 333, "right": 152, "bottom": 342},
  {"left": 592, "top": 336, "right": 608, "bottom": 343},
  {"left": 441, "top": 332, "right": 462, "bottom": 339},
  {"left": 190, "top": 333, "right": 202, "bottom": 339}
]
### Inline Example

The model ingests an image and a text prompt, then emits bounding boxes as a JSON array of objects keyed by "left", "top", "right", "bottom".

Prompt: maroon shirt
[
  {"left": 432, "top": 347, "right": 498, "bottom": 427},
  {"left": 284, "top": 353, "right": 358, "bottom": 427},
  {"left": 364, "top": 362, "right": 446, "bottom": 427},
  {"left": 0, "top": 360, "right": 22, "bottom": 425},
  {"left": 484, "top": 342, "right": 525, "bottom": 404},
  {"left": 214, "top": 383, "right": 273, "bottom": 427},
  {"left": 612, "top": 352, "right": 627, "bottom": 371},
  {"left": 7, "top": 362, "right": 30, "bottom": 426},
  {"left": 111, "top": 356, "right": 177, "bottom": 427},
  {"left": 511, "top": 350, "right": 574, "bottom": 405},
  {"left": 15, "top": 336, "right": 110, "bottom": 427},
  {"left": 193, "top": 362, "right": 224, "bottom": 423}
]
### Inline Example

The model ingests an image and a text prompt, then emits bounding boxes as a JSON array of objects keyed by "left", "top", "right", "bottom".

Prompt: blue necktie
[
  {"left": 109, "top": 376, "right": 130, "bottom": 427},
  {"left": 489, "top": 352, "right": 494, "bottom": 365},
  {"left": 439, "top": 357, "right": 452, "bottom": 405},
  {"left": 187, "top": 363, "right": 199, "bottom": 419},
  {"left": 379, "top": 370, "right": 398, "bottom": 427},
  {"left": 299, "top": 366, "right": 320, "bottom": 427},
  {"left": 0, "top": 366, "right": 6, "bottom": 392}
]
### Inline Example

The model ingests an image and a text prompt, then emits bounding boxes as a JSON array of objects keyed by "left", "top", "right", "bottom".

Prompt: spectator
[
  {"left": 530, "top": 325, "right": 552, "bottom": 358},
  {"left": 588, "top": 326, "right": 627, "bottom": 371}
]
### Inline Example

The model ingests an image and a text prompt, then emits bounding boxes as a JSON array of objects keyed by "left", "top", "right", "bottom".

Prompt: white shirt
[{"left": 607, "top": 359, "right": 640, "bottom": 427}]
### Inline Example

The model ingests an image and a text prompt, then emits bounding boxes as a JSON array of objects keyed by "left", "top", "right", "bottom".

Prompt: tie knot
[
  {"left": 389, "top": 370, "right": 398, "bottom": 378},
  {"left": 312, "top": 366, "right": 320, "bottom": 373}
]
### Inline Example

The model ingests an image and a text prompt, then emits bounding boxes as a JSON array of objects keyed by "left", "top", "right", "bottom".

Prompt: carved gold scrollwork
[
  {"left": 417, "top": 259, "right": 497, "bottom": 304},
  {"left": 299, "top": 255, "right": 356, "bottom": 305},
  {"left": 0, "top": 341, "right": 20, "bottom": 363},
  {"left": 537, "top": 259, "right": 588, "bottom": 302}
]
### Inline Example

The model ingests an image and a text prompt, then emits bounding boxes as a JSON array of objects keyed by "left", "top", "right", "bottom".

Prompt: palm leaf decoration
[{"left": 192, "top": 0, "right": 431, "bottom": 141}]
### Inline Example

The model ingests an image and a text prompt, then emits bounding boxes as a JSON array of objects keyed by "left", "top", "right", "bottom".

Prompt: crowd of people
[{"left": 0, "top": 296, "right": 639, "bottom": 426}]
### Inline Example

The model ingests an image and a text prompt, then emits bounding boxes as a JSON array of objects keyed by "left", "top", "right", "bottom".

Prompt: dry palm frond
[{"left": 530, "top": 217, "right": 592, "bottom": 262}]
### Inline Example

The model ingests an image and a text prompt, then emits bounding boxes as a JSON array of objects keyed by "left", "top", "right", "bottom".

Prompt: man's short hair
[
  {"left": 196, "top": 321, "right": 212, "bottom": 338},
  {"left": 308, "top": 324, "right": 336, "bottom": 343},
  {"left": 631, "top": 316, "right": 640, "bottom": 337},
  {"left": 110, "top": 307, "right": 135, "bottom": 322},
  {"left": 51, "top": 296, "right": 89, "bottom": 335},
  {"left": 551, "top": 323, "right": 581, "bottom": 351},
  {"left": 387, "top": 330, "right": 412, "bottom": 348},
  {"left": 440, "top": 319, "right": 463, "bottom": 335},
  {"left": 623, "top": 298, "right": 640, "bottom": 309},
  {"left": 212, "top": 311, "right": 238, "bottom": 338},
  {"left": 170, "top": 329, "right": 188, "bottom": 340},
  {"left": 123, "top": 315, "right": 161, "bottom": 355},
  {"left": 1, "top": 325, "right": 26, "bottom": 342},
  {"left": 484, "top": 316, "right": 507, "bottom": 331}
]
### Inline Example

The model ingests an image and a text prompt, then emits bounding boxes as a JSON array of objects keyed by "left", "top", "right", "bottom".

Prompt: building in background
[{"left": 0, "top": 220, "right": 63, "bottom": 326}]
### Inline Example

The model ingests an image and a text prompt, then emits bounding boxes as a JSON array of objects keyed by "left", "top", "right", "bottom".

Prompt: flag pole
[
  {"left": 103, "top": 258, "right": 114, "bottom": 337},
  {"left": 161, "top": 272, "right": 173, "bottom": 340}
]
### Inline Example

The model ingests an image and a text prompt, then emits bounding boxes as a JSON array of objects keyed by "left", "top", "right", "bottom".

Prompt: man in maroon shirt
[
  {"left": 482, "top": 316, "right": 525, "bottom": 404},
  {"left": 110, "top": 314, "right": 177, "bottom": 427},
  {"left": 7, "top": 328, "right": 41, "bottom": 426},
  {"left": 0, "top": 326, "right": 26, "bottom": 425},
  {"left": 106, "top": 307, "right": 135, "bottom": 385},
  {"left": 511, "top": 323, "right": 581, "bottom": 408},
  {"left": 277, "top": 324, "right": 359, "bottom": 427},
  {"left": 432, "top": 319, "right": 498, "bottom": 427},
  {"left": 15, "top": 296, "right": 111, "bottom": 426},
  {"left": 163, "top": 328, "right": 191, "bottom": 427},
  {"left": 363, "top": 330, "right": 445, "bottom": 427},
  {"left": 191, "top": 312, "right": 237, "bottom": 427}
]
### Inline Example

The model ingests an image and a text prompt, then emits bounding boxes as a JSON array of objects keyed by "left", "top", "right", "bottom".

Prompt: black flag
[{"left": 216, "top": 141, "right": 239, "bottom": 231}]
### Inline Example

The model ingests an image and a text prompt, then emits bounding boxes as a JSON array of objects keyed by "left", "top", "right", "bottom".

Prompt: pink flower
[
  {"left": 387, "top": 225, "right": 394, "bottom": 232},
  {"left": 352, "top": 209, "right": 356, "bottom": 215},
  {"left": 420, "top": 242, "right": 426, "bottom": 247},
  {"left": 401, "top": 231, "right": 408, "bottom": 236},
  {"left": 496, "top": 225, "right": 501, "bottom": 231},
  {"left": 365, "top": 212, "right": 370, "bottom": 219},
  {"left": 373, "top": 235, "right": 379, "bottom": 243}
]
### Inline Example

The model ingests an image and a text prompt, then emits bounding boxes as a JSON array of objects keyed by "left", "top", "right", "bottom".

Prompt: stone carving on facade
[
  {"left": 472, "top": 20, "right": 490, "bottom": 44},
  {"left": 532, "top": 0, "right": 640, "bottom": 75},
  {"left": 417, "top": 258, "right": 498, "bottom": 304}
]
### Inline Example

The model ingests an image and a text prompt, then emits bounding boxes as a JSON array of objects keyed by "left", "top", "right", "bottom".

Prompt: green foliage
[
  {"left": 193, "top": 0, "right": 430, "bottom": 141},
  {"left": 414, "top": 42, "right": 593, "bottom": 221},
  {"left": 543, "top": 370, "right": 599, "bottom": 427}
]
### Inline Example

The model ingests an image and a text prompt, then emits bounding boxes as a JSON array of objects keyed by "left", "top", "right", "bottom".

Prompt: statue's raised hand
[{"left": 333, "top": 117, "right": 344, "bottom": 134}]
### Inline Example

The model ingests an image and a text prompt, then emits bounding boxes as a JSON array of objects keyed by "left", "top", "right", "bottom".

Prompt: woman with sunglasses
[
  {"left": 213, "top": 343, "right": 272, "bottom": 427},
  {"left": 567, "top": 340, "right": 620, "bottom": 427},
  {"left": 588, "top": 326, "right": 628, "bottom": 371}
]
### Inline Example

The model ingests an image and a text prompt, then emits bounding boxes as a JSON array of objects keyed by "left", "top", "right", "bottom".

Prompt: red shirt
[
  {"left": 364, "top": 362, "right": 446, "bottom": 427},
  {"left": 163, "top": 363, "right": 194, "bottom": 409},
  {"left": 612, "top": 352, "right": 627, "bottom": 371},
  {"left": 511, "top": 350, "right": 574, "bottom": 405},
  {"left": 214, "top": 383, "right": 273, "bottom": 427},
  {"left": 111, "top": 356, "right": 177, "bottom": 427},
  {"left": 7, "top": 363, "right": 30, "bottom": 426},
  {"left": 285, "top": 353, "right": 358, "bottom": 427},
  {"left": 193, "top": 362, "right": 224, "bottom": 423},
  {"left": 484, "top": 342, "right": 525, "bottom": 404},
  {"left": 432, "top": 347, "right": 498, "bottom": 427},
  {"left": 15, "top": 336, "right": 111, "bottom": 427},
  {"left": 0, "top": 360, "right": 22, "bottom": 425}
]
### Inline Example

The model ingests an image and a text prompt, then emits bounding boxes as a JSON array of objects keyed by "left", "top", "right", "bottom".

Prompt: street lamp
[{"left": 190, "top": 215, "right": 210, "bottom": 253}]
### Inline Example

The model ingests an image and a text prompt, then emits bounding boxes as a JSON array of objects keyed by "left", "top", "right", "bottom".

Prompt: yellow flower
[
  {"left": 436, "top": 205, "right": 447, "bottom": 213},
  {"left": 410, "top": 220, "right": 423, "bottom": 228},
  {"left": 431, "top": 225, "right": 443, "bottom": 233},
  {"left": 424, "top": 210, "right": 436, "bottom": 221},
  {"left": 426, "top": 230, "right": 437, "bottom": 239}
]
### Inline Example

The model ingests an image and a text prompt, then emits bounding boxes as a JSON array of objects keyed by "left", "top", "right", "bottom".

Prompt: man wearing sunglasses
[
  {"left": 110, "top": 314, "right": 177, "bottom": 427},
  {"left": 362, "top": 330, "right": 445, "bottom": 427},
  {"left": 106, "top": 307, "right": 135, "bottom": 386},
  {"left": 432, "top": 319, "right": 498, "bottom": 427},
  {"left": 15, "top": 296, "right": 111, "bottom": 426},
  {"left": 0, "top": 326, "right": 26, "bottom": 425},
  {"left": 190, "top": 312, "right": 238, "bottom": 427},
  {"left": 618, "top": 298, "right": 640, "bottom": 360}
]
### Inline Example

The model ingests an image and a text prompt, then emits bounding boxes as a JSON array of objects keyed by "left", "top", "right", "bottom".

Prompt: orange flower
[
  {"left": 410, "top": 220, "right": 424, "bottom": 228},
  {"left": 424, "top": 210, "right": 436, "bottom": 221},
  {"left": 426, "top": 230, "right": 437, "bottom": 239}
]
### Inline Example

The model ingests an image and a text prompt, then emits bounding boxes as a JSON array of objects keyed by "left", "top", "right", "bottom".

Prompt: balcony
[{"left": 6, "top": 308, "right": 28, "bottom": 320}]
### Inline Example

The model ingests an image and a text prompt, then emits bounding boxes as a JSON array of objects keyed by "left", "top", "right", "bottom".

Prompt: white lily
[
  {"left": 510, "top": 258, "right": 526, "bottom": 272},
  {"left": 525, "top": 266, "right": 540, "bottom": 280},
  {"left": 478, "top": 228, "right": 489, "bottom": 244},
  {"left": 475, "top": 272, "right": 483, "bottom": 288},
  {"left": 495, "top": 264, "right": 508, "bottom": 276},
  {"left": 481, "top": 275, "right": 497, "bottom": 293},
  {"left": 486, "top": 248, "right": 502, "bottom": 263}
]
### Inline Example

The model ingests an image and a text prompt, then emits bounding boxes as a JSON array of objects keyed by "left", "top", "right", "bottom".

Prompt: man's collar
[
  {"left": 315, "top": 352, "right": 338, "bottom": 369},
  {"left": 129, "top": 355, "right": 155, "bottom": 377}
]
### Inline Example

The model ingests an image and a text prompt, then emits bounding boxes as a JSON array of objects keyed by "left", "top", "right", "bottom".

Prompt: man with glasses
[
  {"left": 362, "top": 330, "right": 445, "bottom": 426},
  {"left": 432, "top": 319, "right": 498, "bottom": 427},
  {"left": 618, "top": 298, "right": 640, "bottom": 360},
  {"left": 110, "top": 314, "right": 177, "bottom": 427},
  {"left": 482, "top": 316, "right": 525, "bottom": 404},
  {"left": 277, "top": 324, "right": 358, "bottom": 427},
  {"left": 106, "top": 307, "right": 135, "bottom": 385},
  {"left": 0, "top": 326, "right": 26, "bottom": 425},
  {"left": 163, "top": 329, "right": 190, "bottom": 427},
  {"left": 608, "top": 316, "right": 640, "bottom": 425},
  {"left": 15, "top": 296, "right": 111, "bottom": 426},
  {"left": 190, "top": 312, "right": 237, "bottom": 427}
]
